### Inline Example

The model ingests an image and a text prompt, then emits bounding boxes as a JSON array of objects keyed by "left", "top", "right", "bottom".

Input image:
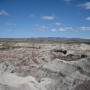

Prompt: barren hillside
[{"left": 0, "top": 39, "right": 90, "bottom": 90}]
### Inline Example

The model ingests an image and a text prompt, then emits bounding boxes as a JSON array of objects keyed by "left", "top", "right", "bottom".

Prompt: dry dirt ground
[{"left": 0, "top": 43, "right": 90, "bottom": 90}]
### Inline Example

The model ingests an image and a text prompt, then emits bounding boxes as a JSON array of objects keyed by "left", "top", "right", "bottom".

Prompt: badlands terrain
[{"left": 0, "top": 38, "right": 90, "bottom": 90}]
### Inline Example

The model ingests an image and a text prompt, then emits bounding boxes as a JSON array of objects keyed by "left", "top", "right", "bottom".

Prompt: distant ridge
[{"left": 0, "top": 37, "right": 90, "bottom": 44}]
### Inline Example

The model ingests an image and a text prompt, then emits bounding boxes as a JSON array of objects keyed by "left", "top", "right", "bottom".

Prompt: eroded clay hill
[{"left": 0, "top": 43, "right": 90, "bottom": 90}]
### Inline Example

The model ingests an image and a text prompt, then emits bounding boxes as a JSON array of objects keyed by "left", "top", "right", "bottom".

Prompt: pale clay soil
[{"left": 0, "top": 43, "right": 90, "bottom": 90}]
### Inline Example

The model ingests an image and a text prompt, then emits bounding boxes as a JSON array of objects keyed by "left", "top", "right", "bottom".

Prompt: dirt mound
[{"left": 74, "top": 80, "right": 90, "bottom": 90}]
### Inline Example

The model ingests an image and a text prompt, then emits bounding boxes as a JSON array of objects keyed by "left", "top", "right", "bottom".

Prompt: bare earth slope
[{"left": 0, "top": 42, "right": 90, "bottom": 90}]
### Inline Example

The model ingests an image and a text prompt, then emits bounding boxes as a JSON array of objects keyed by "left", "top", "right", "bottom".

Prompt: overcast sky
[{"left": 0, "top": 0, "right": 90, "bottom": 38}]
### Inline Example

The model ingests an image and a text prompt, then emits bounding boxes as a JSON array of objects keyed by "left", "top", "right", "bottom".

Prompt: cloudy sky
[{"left": 0, "top": 0, "right": 90, "bottom": 38}]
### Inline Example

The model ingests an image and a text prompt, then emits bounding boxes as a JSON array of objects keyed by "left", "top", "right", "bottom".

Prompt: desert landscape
[
  {"left": 0, "top": 38, "right": 90, "bottom": 90},
  {"left": 0, "top": 0, "right": 90, "bottom": 89}
]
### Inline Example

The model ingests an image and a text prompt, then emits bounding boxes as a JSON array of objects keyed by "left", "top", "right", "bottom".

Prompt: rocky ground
[{"left": 0, "top": 43, "right": 90, "bottom": 90}]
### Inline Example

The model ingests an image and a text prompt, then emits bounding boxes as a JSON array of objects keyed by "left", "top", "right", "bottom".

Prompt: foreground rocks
[{"left": 0, "top": 43, "right": 90, "bottom": 90}]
